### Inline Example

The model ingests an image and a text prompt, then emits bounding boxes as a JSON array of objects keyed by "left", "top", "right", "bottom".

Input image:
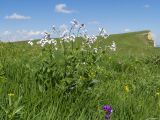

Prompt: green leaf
[
  {"left": 14, "top": 96, "right": 22, "bottom": 108},
  {"left": 12, "top": 106, "right": 24, "bottom": 116}
]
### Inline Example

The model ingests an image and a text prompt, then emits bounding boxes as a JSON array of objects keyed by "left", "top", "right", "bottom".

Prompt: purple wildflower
[{"left": 102, "top": 105, "right": 113, "bottom": 120}]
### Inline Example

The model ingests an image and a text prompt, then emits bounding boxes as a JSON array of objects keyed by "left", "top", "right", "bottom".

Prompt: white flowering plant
[{"left": 34, "top": 19, "right": 117, "bottom": 94}]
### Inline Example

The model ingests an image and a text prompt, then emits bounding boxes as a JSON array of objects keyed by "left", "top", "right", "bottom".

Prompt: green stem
[{"left": 63, "top": 40, "right": 67, "bottom": 78}]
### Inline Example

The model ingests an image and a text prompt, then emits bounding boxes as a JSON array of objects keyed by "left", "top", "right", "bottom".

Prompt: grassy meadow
[{"left": 0, "top": 31, "right": 160, "bottom": 120}]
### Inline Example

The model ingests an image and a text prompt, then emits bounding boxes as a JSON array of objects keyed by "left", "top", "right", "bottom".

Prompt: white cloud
[
  {"left": 144, "top": 4, "right": 150, "bottom": 8},
  {"left": 0, "top": 30, "right": 44, "bottom": 41},
  {"left": 3, "top": 31, "right": 12, "bottom": 35},
  {"left": 124, "top": 28, "right": 131, "bottom": 32},
  {"left": 16, "top": 30, "right": 42, "bottom": 36},
  {"left": 27, "top": 31, "right": 42, "bottom": 36},
  {"left": 5, "top": 13, "right": 31, "bottom": 20},
  {"left": 88, "top": 21, "right": 99, "bottom": 25},
  {"left": 55, "top": 4, "right": 75, "bottom": 14}
]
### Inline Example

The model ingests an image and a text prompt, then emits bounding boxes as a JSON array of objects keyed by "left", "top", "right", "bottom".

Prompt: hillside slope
[
  {"left": 0, "top": 30, "right": 159, "bottom": 57},
  {"left": 104, "top": 30, "right": 159, "bottom": 56}
]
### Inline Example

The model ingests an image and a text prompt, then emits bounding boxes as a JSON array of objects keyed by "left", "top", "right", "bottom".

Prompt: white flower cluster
[
  {"left": 27, "top": 19, "right": 115, "bottom": 52},
  {"left": 86, "top": 35, "right": 97, "bottom": 48},
  {"left": 70, "top": 19, "right": 79, "bottom": 28},
  {"left": 59, "top": 19, "right": 86, "bottom": 43},
  {"left": 61, "top": 33, "right": 76, "bottom": 43},
  {"left": 99, "top": 28, "right": 109, "bottom": 39},
  {"left": 36, "top": 32, "right": 57, "bottom": 48},
  {"left": 28, "top": 40, "right": 33, "bottom": 46}
]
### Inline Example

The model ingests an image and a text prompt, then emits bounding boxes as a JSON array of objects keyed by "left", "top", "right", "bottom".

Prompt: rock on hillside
[{"left": 147, "top": 32, "right": 156, "bottom": 47}]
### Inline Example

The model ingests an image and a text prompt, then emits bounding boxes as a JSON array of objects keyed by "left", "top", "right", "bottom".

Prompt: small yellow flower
[
  {"left": 124, "top": 85, "right": 129, "bottom": 92},
  {"left": 156, "top": 92, "right": 160, "bottom": 96},
  {"left": 8, "top": 93, "right": 15, "bottom": 97}
]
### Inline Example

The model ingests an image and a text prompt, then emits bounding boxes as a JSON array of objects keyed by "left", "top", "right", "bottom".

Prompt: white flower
[
  {"left": 38, "top": 39, "right": 47, "bottom": 47},
  {"left": 55, "top": 47, "right": 58, "bottom": 51},
  {"left": 70, "top": 19, "right": 79, "bottom": 28},
  {"left": 37, "top": 39, "right": 44, "bottom": 45},
  {"left": 38, "top": 32, "right": 53, "bottom": 47},
  {"left": 80, "top": 24, "right": 85, "bottom": 29},
  {"left": 28, "top": 41, "right": 33, "bottom": 46},
  {"left": 85, "top": 35, "right": 97, "bottom": 46},
  {"left": 44, "top": 32, "right": 51, "bottom": 40},
  {"left": 60, "top": 30, "right": 68, "bottom": 38},
  {"left": 93, "top": 48, "right": 98, "bottom": 53},
  {"left": 52, "top": 40, "right": 57, "bottom": 46},
  {"left": 62, "top": 35, "right": 70, "bottom": 42},
  {"left": 41, "top": 42, "right": 46, "bottom": 47},
  {"left": 99, "top": 28, "right": 109, "bottom": 38},
  {"left": 70, "top": 35, "right": 76, "bottom": 42},
  {"left": 41, "top": 44, "right": 44, "bottom": 47},
  {"left": 90, "top": 35, "right": 97, "bottom": 43},
  {"left": 48, "top": 40, "right": 52, "bottom": 44},
  {"left": 109, "top": 41, "right": 116, "bottom": 51},
  {"left": 111, "top": 41, "right": 116, "bottom": 48},
  {"left": 52, "top": 25, "right": 56, "bottom": 32}
]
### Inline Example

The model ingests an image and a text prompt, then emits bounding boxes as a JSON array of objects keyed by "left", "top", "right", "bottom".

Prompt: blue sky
[{"left": 0, "top": 0, "right": 160, "bottom": 45}]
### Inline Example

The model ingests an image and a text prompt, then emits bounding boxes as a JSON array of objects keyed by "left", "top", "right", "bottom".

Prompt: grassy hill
[
  {"left": 0, "top": 31, "right": 160, "bottom": 120},
  {"left": 104, "top": 30, "right": 159, "bottom": 56}
]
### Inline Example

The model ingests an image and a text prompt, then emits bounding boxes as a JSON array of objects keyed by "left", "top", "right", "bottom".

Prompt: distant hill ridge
[
  {"left": 103, "top": 30, "right": 159, "bottom": 56},
  {"left": 109, "top": 30, "right": 155, "bottom": 47}
]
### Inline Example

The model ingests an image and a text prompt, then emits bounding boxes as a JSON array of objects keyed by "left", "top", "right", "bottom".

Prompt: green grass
[
  {"left": 105, "top": 30, "right": 158, "bottom": 56},
  {"left": 0, "top": 31, "right": 160, "bottom": 120}
]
